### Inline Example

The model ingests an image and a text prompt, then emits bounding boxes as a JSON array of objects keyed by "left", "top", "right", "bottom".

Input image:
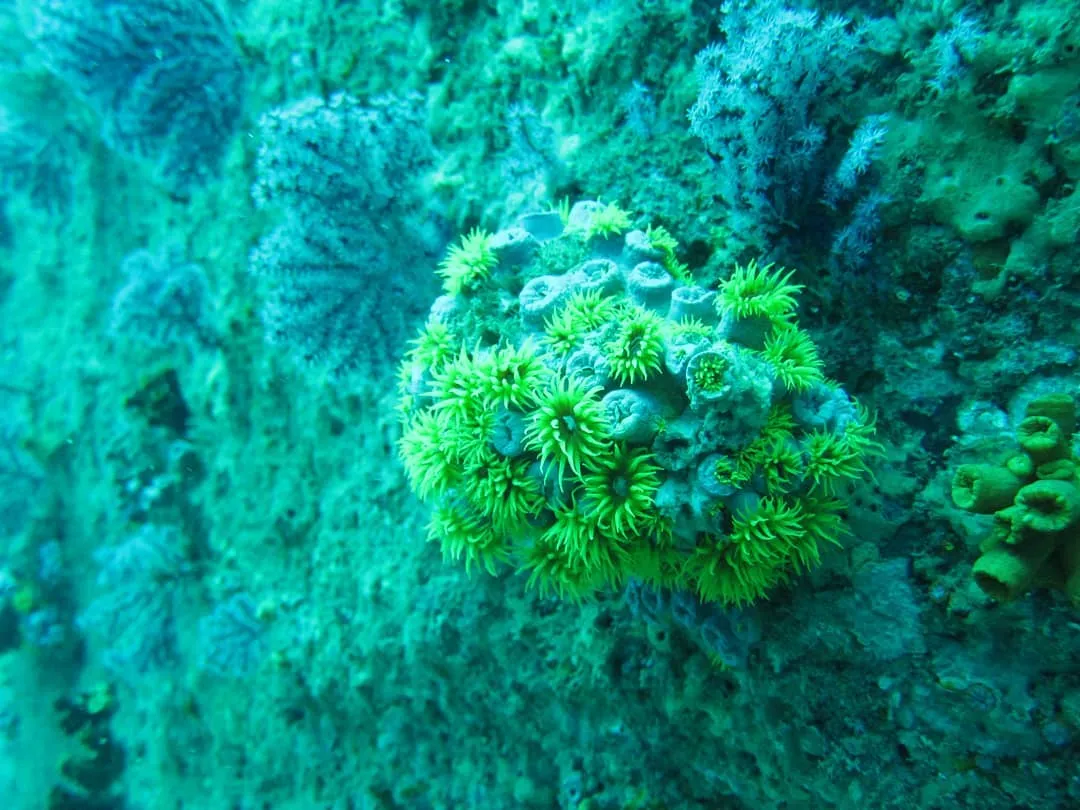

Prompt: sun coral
[
  {"left": 803, "top": 430, "right": 870, "bottom": 494},
  {"left": 606, "top": 305, "right": 665, "bottom": 385},
  {"left": 716, "top": 260, "right": 802, "bottom": 323},
  {"left": 396, "top": 200, "right": 876, "bottom": 608},
  {"left": 463, "top": 451, "right": 544, "bottom": 531},
  {"left": 521, "top": 534, "right": 601, "bottom": 601},
  {"left": 438, "top": 228, "right": 498, "bottom": 295},
  {"left": 762, "top": 326, "right": 824, "bottom": 392},
  {"left": 581, "top": 444, "right": 662, "bottom": 539},
  {"left": 543, "top": 290, "right": 618, "bottom": 357},
  {"left": 685, "top": 533, "right": 785, "bottom": 607},
  {"left": 405, "top": 319, "right": 456, "bottom": 370},
  {"left": 541, "top": 501, "right": 627, "bottom": 587},
  {"left": 427, "top": 346, "right": 485, "bottom": 418},
  {"left": 475, "top": 342, "right": 550, "bottom": 410},
  {"left": 428, "top": 502, "right": 510, "bottom": 575},
  {"left": 526, "top": 376, "right": 612, "bottom": 479},
  {"left": 399, "top": 409, "right": 459, "bottom": 498},
  {"left": 644, "top": 224, "right": 691, "bottom": 282},
  {"left": 583, "top": 201, "right": 632, "bottom": 239}
]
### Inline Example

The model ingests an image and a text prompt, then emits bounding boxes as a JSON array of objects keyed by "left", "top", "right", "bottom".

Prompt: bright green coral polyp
[
  {"left": 526, "top": 376, "right": 611, "bottom": 479},
  {"left": 437, "top": 227, "right": 498, "bottom": 295},
  {"left": 716, "top": 260, "right": 802, "bottom": 324},
  {"left": 463, "top": 452, "right": 543, "bottom": 531},
  {"left": 605, "top": 305, "right": 665, "bottom": 385},
  {"left": 582, "top": 201, "right": 631, "bottom": 239},
  {"left": 475, "top": 341, "right": 549, "bottom": 410},
  {"left": 689, "top": 351, "right": 728, "bottom": 393},
  {"left": 581, "top": 444, "right": 661, "bottom": 539},
  {"left": 543, "top": 290, "right": 618, "bottom": 357},
  {"left": 685, "top": 535, "right": 783, "bottom": 607},
  {"left": 428, "top": 502, "right": 509, "bottom": 576},
  {"left": 763, "top": 326, "right": 824, "bottom": 392},
  {"left": 399, "top": 409, "right": 459, "bottom": 499}
]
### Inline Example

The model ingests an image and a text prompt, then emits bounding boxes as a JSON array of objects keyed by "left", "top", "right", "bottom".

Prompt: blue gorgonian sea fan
[
  {"left": 0, "top": 107, "right": 76, "bottom": 216},
  {"left": 198, "top": 592, "right": 266, "bottom": 678},
  {"left": 249, "top": 92, "right": 443, "bottom": 380},
  {"left": 26, "top": 0, "right": 246, "bottom": 192},
  {"left": 109, "top": 245, "right": 217, "bottom": 349},
  {"left": 78, "top": 523, "right": 192, "bottom": 676}
]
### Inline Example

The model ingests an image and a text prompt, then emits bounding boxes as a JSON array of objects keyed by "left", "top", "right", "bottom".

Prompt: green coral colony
[{"left": 397, "top": 201, "right": 879, "bottom": 606}]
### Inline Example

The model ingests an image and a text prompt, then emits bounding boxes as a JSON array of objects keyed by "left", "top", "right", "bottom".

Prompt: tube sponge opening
[
  {"left": 1017, "top": 415, "right": 1068, "bottom": 464},
  {"left": 1014, "top": 479, "right": 1080, "bottom": 535},
  {"left": 1024, "top": 393, "right": 1076, "bottom": 439},
  {"left": 972, "top": 529, "right": 1058, "bottom": 601},
  {"left": 951, "top": 464, "right": 1023, "bottom": 514},
  {"left": 972, "top": 549, "right": 1032, "bottom": 601}
]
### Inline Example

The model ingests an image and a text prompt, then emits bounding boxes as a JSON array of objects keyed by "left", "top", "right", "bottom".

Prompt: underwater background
[{"left": 0, "top": 0, "right": 1079, "bottom": 808}]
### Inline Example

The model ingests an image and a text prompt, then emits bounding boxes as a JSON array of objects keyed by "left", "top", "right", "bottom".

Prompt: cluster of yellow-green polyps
[
  {"left": 951, "top": 393, "right": 1080, "bottom": 604},
  {"left": 397, "top": 200, "right": 879, "bottom": 606}
]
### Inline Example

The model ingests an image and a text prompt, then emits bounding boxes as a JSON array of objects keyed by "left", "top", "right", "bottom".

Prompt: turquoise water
[{"left": 1, "top": 0, "right": 1078, "bottom": 808}]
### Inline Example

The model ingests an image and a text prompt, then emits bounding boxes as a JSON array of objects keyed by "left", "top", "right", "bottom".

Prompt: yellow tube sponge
[
  {"left": 1013, "top": 479, "right": 1080, "bottom": 535},
  {"left": 1025, "top": 393, "right": 1076, "bottom": 439},
  {"left": 982, "top": 506, "right": 1022, "bottom": 550},
  {"left": 1061, "top": 536, "right": 1080, "bottom": 605},
  {"left": 972, "top": 528, "right": 1059, "bottom": 601},
  {"left": 1006, "top": 452, "right": 1035, "bottom": 479},
  {"left": 1016, "top": 415, "right": 1068, "bottom": 464},
  {"left": 951, "top": 463, "right": 1023, "bottom": 514},
  {"left": 1036, "top": 458, "right": 1077, "bottom": 482},
  {"left": 962, "top": 392, "right": 1080, "bottom": 604}
]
